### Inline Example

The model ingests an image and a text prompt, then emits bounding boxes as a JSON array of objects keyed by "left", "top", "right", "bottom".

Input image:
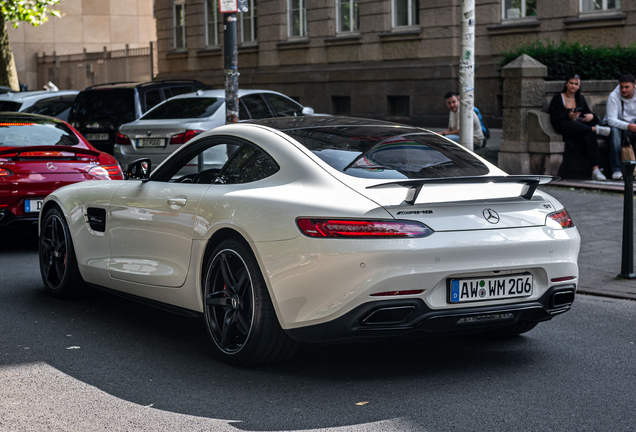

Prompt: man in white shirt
[
  {"left": 606, "top": 74, "right": 636, "bottom": 180},
  {"left": 439, "top": 92, "right": 484, "bottom": 148}
]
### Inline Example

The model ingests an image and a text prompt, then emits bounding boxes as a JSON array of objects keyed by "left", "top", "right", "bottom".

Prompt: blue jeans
[
  {"left": 609, "top": 127, "right": 623, "bottom": 175},
  {"left": 446, "top": 134, "right": 460, "bottom": 143}
]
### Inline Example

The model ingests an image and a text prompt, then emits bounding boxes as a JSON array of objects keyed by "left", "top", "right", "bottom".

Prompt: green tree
[{"left": 0, "top": 0, "right": 61, "bottom": 90}]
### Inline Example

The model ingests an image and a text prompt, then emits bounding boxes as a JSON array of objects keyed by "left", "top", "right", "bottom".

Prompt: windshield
[
  {"left": 141, "top": 97, "right": 223, "bottom": 120},
  {"left": 22, "top": 95, "right": 76, "bottom": 117},
  {"left": 0, "top": 101, "right": 22, "bottom": 112},
  {"left": 69, "top": 89, "right": 136, "bottom": 123},
  {"left": 281, "top": 126, "right": 489, "bottom": 179},
  {"left": 0, "top": 119, "right": 80, "bottom": 147}
]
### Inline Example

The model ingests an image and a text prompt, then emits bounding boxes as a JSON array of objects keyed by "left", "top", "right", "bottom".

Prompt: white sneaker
[
  {"left": 612, "top": 171, "right": 623, "bottom": 180},
  {"left": 592, "top": 168, "right": 607, "bottom": 181},
  {"left": 596, "top": 126, "right": 611, "bottom": 136}
]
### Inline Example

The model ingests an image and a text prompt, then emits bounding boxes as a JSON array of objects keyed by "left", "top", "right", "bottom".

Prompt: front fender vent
[{"left": 86, "top": 208, "right": 106, "bottom": 232}]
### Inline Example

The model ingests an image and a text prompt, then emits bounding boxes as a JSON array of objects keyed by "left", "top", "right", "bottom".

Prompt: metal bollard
[{"left": 618, "top": 160, "right": 636, "bottom": 279}]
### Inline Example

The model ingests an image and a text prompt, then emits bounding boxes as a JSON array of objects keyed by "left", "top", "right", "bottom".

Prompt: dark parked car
[{"left": 68, "top": 80, "right": 213, "bottom": 154}]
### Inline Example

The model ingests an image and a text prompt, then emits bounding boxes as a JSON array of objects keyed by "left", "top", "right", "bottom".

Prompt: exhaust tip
[
  {"left": 550, "top": 289, "right": 575, "bottom": 308},
  {"left": 361, "top": 306, "right": 415, "bottom": 326}
]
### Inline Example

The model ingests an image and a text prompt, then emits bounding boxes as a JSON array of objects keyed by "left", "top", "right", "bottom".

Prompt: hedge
[{"left": 499, "top": 40, "right": 636, "bottom": 81}]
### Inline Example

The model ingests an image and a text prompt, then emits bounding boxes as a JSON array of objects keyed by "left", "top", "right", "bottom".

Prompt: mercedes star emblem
[
  {"left": 483, "top": 208, "right": 500, "bottom": 224},
  {"left": 146, "top": 131, "right": 152, "bottom": 136},
  {"left": 47, "top": 162, "right": 57, "bottom": 171}
]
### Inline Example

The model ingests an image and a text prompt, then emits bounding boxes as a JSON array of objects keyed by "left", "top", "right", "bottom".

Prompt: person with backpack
[
  {"left": 549, "top": 73, "right": 611, "bottom": 181},
  {"left": 438, "top": 91, "right": 484, "bottom": 149},
  {"left": 605, "top": 74, "right": 636, "bottom": 180}
]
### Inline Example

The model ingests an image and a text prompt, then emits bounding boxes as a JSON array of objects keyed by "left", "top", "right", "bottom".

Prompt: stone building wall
[
  {"left": 7, "top": 0, "right": 157, "bottom": 90},
  {"left": 154, "top": 0, "right": 636, "bottom": 127}
]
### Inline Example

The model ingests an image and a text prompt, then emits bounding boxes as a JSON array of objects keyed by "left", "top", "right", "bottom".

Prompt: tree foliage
[
  {"left": 499, "top": 40, "right": 636, "bottom": 81},
  {"left": 1, "top": 0, "right": 61, "bottom": 28}
]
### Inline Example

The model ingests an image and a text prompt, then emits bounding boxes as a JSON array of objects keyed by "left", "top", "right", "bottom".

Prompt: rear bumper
[
  {"left": 0, "top": 209, "right": 39, "bottom": 227},
  {"left": 285, "top": 284, "right": 576, "bottom": 343}
]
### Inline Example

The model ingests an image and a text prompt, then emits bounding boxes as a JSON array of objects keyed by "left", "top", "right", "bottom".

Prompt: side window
[
  {"left": 169, "top": 86, "right": 195, "bottom": 97},
  {"left": 154, "top": 138, "right": 278, "bottom": 184},
  {"left": 239, "top": 99, "right": 250, "bottom": 120},
  {"left": 219, "top": 144, "right": 279, "bottom": 184},
  {"left": 145, "top": 89, "right": 163, "bottom": 111},
  {"left": 240, "top": 94, "right": 272, "bottom": 119},
  {"left": 263, "top": 93, "right": 303, "bottom": 116}
]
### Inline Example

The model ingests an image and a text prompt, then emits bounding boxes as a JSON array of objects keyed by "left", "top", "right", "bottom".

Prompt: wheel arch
[{"left": 200, "top": 227, "right": 285, "bottom": 326}]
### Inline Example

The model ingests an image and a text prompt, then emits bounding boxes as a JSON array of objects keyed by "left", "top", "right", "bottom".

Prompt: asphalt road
[{"left": 1, "top": 228, "right": 635, "bottom": 432}]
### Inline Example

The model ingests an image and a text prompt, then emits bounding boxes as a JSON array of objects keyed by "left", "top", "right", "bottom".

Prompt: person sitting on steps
[
  {"left": 438, "top": 92, "right": 484, "bottom": 149},
  {"left": 605, "top": 74, "right": 636, "bottom": 180},
  {"left": 549, "top": 73, "right": 611, "bottom": 181}
]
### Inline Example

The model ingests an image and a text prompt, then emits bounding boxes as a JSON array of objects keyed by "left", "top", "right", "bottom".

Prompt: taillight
[
  {"left": 88, "top": 164, "right": 122, "bottom": 178},
  {"left": 547, "top": 209, "right": 574, "bottom": 228},
  {"left": 296, "top": 219, "right": 434, "bottom": 238},
  {"left": 169, "top": 129, "right": 205, "bottom": 145},
  {"left": 19, "top": 151, "right": 71, "bottom": 157},
  {"left": 116, "top": 132, "right": 131, "bottom": 145},
  {"left": 0, "top": 167, "right": 14, "bottom": 177}
]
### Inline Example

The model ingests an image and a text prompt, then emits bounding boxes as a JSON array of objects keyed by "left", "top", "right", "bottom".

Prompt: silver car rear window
[{"left": 142, "top": 97, "right": 223, "bottom": 120}]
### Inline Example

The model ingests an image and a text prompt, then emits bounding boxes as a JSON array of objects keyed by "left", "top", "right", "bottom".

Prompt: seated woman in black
[{"left": 549, "top": 73, "right": 611, "bottom": 180}]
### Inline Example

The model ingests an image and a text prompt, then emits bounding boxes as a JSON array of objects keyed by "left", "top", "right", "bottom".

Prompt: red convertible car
[{"left": 0, "top": 113, "right": 123, "bottom": 228}]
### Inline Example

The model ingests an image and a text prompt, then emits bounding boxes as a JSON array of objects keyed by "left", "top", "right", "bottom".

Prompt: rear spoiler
[
  {"left": 0, "top": 145, "right": 101, "bottom": 159},
  {"left": 366, "top": 175, "right": 559, "bottom": 205}
]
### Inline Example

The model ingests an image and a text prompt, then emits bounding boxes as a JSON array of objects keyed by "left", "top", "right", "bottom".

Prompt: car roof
[
  {"left": 0, "top": 90, "right": 79, "bottom": 102},
  {"left": 84, "top": 79, "right": 210, "bottom": 91},
  {"left": 166, "top": 88, "right": 294, "bottom": 101},
  {"left": 247, "top": 116, "right": 419, "bottom": 131}
]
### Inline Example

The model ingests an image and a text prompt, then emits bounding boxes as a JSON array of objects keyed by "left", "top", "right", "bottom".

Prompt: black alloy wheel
[
  {"left": 39, "top": 206, "right": 86, "bottom": 298},
  {"left": 203, "top": 239, "right": 299, "bottom": 365}
]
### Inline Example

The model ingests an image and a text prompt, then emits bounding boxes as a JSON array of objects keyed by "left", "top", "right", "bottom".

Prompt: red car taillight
[
  {"left": 547, "top": 209, "right": 574, "bottom": 228},
  {"left": 170, "top": 129, "right": 205, "bottom": 145},
  {"left": 116, "top": 132, "right": 131, "bottom": 145},
  {"left": 88, "top": 164, "right": 122, "bottom": 178},
  {"left": 296, "top": 219, "right": 434, "bottom": 238},
  {"left": 0, "top": 167, "right": 14, "bottom": 177}
]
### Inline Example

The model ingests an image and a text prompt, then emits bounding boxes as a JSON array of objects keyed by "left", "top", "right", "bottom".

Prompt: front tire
[
  {"left": 39, "top": 206, "right": 87, "bottom": 298},
  {"left": 203, "top": 239, "right": 299, "bottom": 365}
]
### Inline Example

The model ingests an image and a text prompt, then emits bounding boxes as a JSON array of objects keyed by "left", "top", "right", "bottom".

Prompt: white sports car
[{"left": 38, "top": 117, "right": 580, "bottom": 365}]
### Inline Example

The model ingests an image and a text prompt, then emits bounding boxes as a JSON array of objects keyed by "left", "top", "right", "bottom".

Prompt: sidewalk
[{"left": 477, "top": 129, "right": 636, "bottom": 301}]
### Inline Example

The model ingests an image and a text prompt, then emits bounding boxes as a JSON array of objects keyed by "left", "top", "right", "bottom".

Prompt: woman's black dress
[{"left": 548, "top": 92, "right": 600, "bottom": 179}]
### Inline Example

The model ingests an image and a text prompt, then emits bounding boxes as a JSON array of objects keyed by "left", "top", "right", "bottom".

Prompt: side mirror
[
  {"left": 302, "top": 106, "right": 315, "bottom": 116},
  {"left": 125, "top": 158, "right": 152, "bottom": 180}
]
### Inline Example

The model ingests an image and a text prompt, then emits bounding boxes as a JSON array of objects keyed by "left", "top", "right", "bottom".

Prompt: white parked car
[
  {"left": 0, "top": 90, "right": 79, "bottom": 121},
  {"left": 39, "top": 117, "right": 580, "bottom": 365},
  {"left": 114, "top": 89, "right": 318, "bottom": 168}
]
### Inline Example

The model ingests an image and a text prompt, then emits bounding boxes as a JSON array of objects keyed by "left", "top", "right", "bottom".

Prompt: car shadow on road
[{"left": 1, "top": 265, "right": 554, "bottom": 432}]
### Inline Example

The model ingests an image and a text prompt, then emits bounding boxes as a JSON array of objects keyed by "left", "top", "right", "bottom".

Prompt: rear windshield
[
  {"left": 0, "top": 120, "right": 79, "bottom": 147},
  {"left": 0, "top": 101, "right": 22, "bottom": 112},
  {"left": 69, "top": 89, "right": 136, "bottom": 123},
  {"left": 141, "top": 97, "right": 223, "bottom": 120},
  {"left": 281, "top": 126, "right": 489, "bottom": 179},
  {"left": 22, "top": 95, "right": 76, "bottom": 117}
]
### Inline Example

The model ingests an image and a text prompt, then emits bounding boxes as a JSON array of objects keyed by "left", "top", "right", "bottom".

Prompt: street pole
[
  {"left": 459, "top": 0, "right": 475, "bottom": 151},
  {"left": 618, "top": 160, "right": 636, "bottom": 279},
  {"left": 223, "top": 12, "right": 239, "bottom": 125}
]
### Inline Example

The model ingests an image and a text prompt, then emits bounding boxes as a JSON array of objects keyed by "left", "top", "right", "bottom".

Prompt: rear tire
[
  {"left": 202, "top": 238, "right": 299, "bottom": 365},
  {"left": 39, "top": 206, "right": 87, "bottom": 298}
]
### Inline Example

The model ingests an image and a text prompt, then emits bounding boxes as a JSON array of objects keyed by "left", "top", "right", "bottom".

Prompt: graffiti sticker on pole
[{"left": 219, "top": 0, "right": 237, "bottom": 13}]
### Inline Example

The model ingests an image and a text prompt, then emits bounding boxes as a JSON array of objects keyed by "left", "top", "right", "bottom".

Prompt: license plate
[
  {"left": 449, "top": 273, "right": 533, "bottom": 304},
  {"left": 86, "top": 133, "right": 109, "bottom": 141},
  {"left": 137, "top": 138, "right": 166, "bottom": 148},
  {"left": 25, "top": 199, "right": 43, "bottom": 213}
]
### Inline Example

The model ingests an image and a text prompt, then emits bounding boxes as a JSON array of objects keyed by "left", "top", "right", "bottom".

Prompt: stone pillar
[{"left": 498, "top": 54, "right": 548, "bottom": 174}]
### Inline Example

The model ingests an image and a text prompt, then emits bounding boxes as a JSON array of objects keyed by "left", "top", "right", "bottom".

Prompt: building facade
[
  {"left": 154, "top": 0, "right": 632, "bottom": 127},
  {"left": 8, "top": 0, "right": 157, "bottom": 90}
]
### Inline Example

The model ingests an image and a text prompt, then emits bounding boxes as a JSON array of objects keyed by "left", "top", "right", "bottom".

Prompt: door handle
[{"left": 167, "top": 197, "right": 187, "bottom": 209}]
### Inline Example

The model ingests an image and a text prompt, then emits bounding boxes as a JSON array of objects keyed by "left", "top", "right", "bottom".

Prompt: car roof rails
[{"left": 84, "top": 82, "right": 139, "bottom": 90}]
